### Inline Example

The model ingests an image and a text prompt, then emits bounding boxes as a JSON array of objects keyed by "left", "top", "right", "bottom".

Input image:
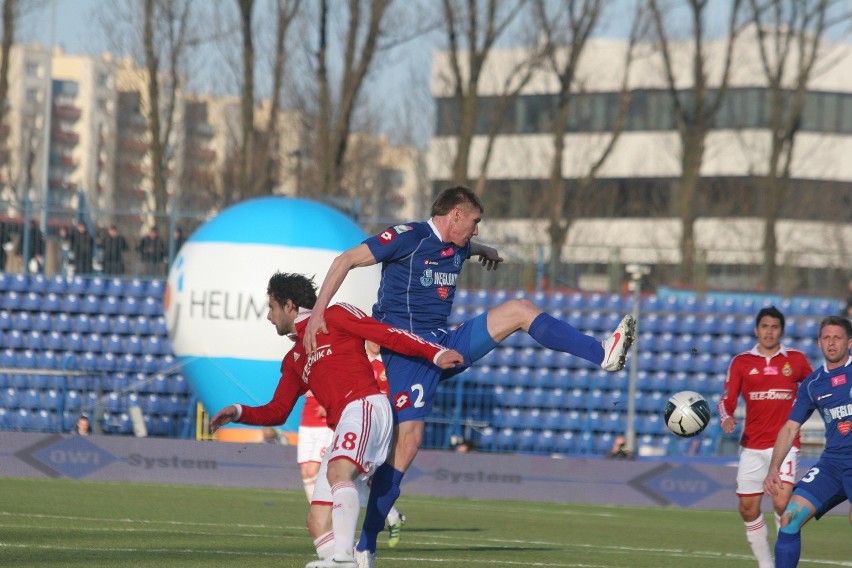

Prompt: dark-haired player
[
  {"left": 210, "top": 272, "right": 463, "bottom": 568},
  {"left": 717, "top": 306, "right": 812, "bottom": 568}
]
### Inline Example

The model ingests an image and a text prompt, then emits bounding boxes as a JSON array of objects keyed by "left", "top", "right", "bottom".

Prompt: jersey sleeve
[
  {"left": 717, "top": 355, "right": 742, "bottom": 422},
  {"left": 238, "top": 356, "right": 306, "bottom": 427},
  {"left": 330, "top": 304, "right": 445, "bottom": 363},
  {"left": 787, "top": 378, "right": 816, "bottom": 424},
  {"left": 362, "top": 224, "right": 423, "bottom": 264}
]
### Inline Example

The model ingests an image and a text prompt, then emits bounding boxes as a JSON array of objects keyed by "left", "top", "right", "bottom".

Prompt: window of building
[{"left": 25, "top": 62, "right": 40, "bottom": 77}]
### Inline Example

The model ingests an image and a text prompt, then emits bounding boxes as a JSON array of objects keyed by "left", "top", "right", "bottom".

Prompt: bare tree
[
  {"left": 533, "top": 0, "right": 643, "bottom": 286},
  {"left": 0, "top": 0, "right": 17, "bottom": 190},
  {"left": 746, "top": 0, "right": 848, "bottom": 289},
  {"left": 439, "top": 0, "right": 527, "bottom": 187},
  {"left": 648, "top": 0, "right": 745, "bottom": 285}
]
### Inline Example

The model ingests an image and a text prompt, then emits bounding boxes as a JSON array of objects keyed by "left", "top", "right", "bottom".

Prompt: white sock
[
  {"left": 313, "top": 530, "right": 334, "bottom": 559},
  {"left": 303, "top": 473, "right": 318, "bottom": 502},
  {"left": 774, "top": 512, "right": 782, "bottom": 536},
  {"left": 745, "top": 515, "right": 773, "bottom": 568},
  {"left": 331, "top": 481, "right": 360, "bottom": 556},
  {"left": 386, "top": 506, "right": 400, "bottom": 526}
]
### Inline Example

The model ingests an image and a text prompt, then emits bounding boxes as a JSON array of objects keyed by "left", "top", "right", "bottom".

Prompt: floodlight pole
[{"left": 624, "top": 264, "right": 649, "bottom": 454}]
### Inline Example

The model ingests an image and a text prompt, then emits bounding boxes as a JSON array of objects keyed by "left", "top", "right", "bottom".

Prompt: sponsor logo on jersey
[
  {"left": 437, "top": 286, "right": 449, "bottom": 300},
  {"left": 764, "top": 366, "right": 779, "bottom": 376},
  {"left": 839, "top": 421, "right": 852, "bottom": 435},
  {"left": 302, "top": 344, "right": 333, "bottom": 383},
  {"left": 420, "top": 270, "right": 458, "bottom": 287},
  {"left": 831, "top": 374, "right": 847, "bottom": 387},
  {"left": 440, "top": 247, "right": 454, "bottom": 257},
  {"left": 393, "top": 391, "right": 412, "bottom": 410},
  {"left": 825, "top": 403, "right": 852, "bottom": 422},
  {"left": 782, "top": 362, "right": 793, "bottom": 376},
  {"left": 749, "top": 368, "right": 759, "bottom": 375},
  {"left": 748, "top": 389, "right": 794, "bottom": 401},
  {"left": 453, "top": 253, "right": 462, "bottom": 266},
  {"left": 817, "top": 392, "right": 833, "bottom": 401},
  {"left": 293, "top": 352, "right": 300, "bottom": 361},
  {"left": 424, "top": 259, "right": 439, "bottom": 266},
  {"left": 393, "top": 224, "right": 413, "bottom": 234},
  {"left": 378, "top": 229, "right": 396, "bottom": 244}
]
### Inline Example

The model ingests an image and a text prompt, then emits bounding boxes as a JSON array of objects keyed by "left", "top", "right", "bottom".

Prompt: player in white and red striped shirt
[
  {"left": 211, "top": 272, "right": 463, "bottom": 568},
  {"left": 717, "top": 306, "right": 812, "bottom": 568}
]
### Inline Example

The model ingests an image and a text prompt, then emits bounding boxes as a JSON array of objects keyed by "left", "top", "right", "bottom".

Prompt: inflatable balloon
[{"left": 165, "top": 197, "right": 380, "bottom": 442}]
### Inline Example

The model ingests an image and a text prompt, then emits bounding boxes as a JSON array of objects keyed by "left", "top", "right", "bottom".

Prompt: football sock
[
  {"left": 775, "top": 531, "right": 801, "bottom": 568},
  {"left": 386, "top": 506, "right": 401, "bottom": 526},
  {"left": 529, "top": 313, "right": 604, "bottom": 364},
  {"left": 357, "top": 464, "right": 403, "bottom": 553},
  {"left": 744, "top": 515, "right": 773, "bottom": 568},
  {"left": 331, "top": 481, "right": 360, "bottom": 556},
  {"left": 313, "top": 530, "right": 334, "bottom": 559},
  {"left": 303, "top": 473, "right": 318, "bottom": 502}
]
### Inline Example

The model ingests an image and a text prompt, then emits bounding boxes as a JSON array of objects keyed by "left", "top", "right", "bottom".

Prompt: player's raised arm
[
  {"left": 470, "top": 241, "right": 503, "bottom": 271},
  {"left": 304, "top": 243, "right": 378, "bottom": 353}
]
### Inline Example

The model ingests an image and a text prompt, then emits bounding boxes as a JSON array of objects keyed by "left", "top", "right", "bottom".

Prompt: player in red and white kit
[
  {"left": 210, "top": 272, "right": 463, "bottom": 568},
  {"left": 717, "top": 306, "right": 812, "bottom": 568},
  {"left": 298, "top": 391, "right": 333, "bottom": 502}
]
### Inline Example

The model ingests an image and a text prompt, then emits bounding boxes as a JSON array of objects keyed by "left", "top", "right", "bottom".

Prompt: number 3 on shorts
[{"left": 800, "top": 467, "right": 820, "bottom": 483}]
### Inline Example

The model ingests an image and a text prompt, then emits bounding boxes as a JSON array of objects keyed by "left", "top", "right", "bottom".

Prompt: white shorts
[
  {"left": 311, "top": 394, "right": 394, "bottom": 505},
  {"left": 736, "top": 446, "right": 798, "bottom": 496},
  {"left": 297, "top": 425, "right": 333, "bottom": 464}
]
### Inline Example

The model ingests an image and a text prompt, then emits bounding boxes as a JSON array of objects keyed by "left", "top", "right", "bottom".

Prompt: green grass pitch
[{"left": 0, "top": 477, "right": 848, "bottom": 567}]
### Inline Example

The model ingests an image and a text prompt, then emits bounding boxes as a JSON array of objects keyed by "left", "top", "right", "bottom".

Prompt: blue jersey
[
  {"left": 363, "top": 221, "right": 471, "bottom": 335},
  {"left": 789, "top": 357, "right": 852, "bottom": 460}
]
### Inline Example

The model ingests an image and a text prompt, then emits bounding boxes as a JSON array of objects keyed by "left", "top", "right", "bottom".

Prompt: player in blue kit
[
  {"left": 764, "top": 315, "right": 852, "bottom": 568},
  {"left": 305, "top": 185, "right": 636, "bottom": 566}
]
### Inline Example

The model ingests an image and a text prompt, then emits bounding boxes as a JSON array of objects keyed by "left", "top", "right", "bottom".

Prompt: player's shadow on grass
[{"left": 402, "top": 527, "right": 483, "bottom": 534}]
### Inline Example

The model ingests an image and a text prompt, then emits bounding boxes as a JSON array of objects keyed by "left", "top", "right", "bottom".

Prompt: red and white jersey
[
  {"left": 369, "top": 355, "right": 389, "bottom": 396},
  {"left": 300, "top": 390, "right": 328, "bottom": 428},
  {"left": 238, "top": 303, "right": 446, "bottom": 429},
  {"left": 717, "top": 345, "right": 812, "bottom": 450}
]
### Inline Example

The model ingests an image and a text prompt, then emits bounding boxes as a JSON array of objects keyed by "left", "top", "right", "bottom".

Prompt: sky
[{"left": 19, "top": 0, "right": 436, "bottom": 147}]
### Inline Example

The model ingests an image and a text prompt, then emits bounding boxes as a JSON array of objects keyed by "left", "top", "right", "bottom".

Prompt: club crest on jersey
[
  {"left": 782, "top": 362, "right": 793, "bottom": 376},
  {"left": 440, "top": 247, "right": 454, "bottom": 257},
  {"left": 393, "top": 224, "right": 413, "bottom": 234},
  {"left": 420, "top": 270, "right": 434, "bottom": 286},
  {"left": 437, "top": 286, "right": 449, "bottom": 300},
  {"left": 378, "top": 229, "right": 396, "bottom": 244},
  {"left": 393, "top": 391, "right": 412, "bottom": 410},
  {"left": 453, "top": 254, "right": 462, "bottom": 266},
  {"left": 839, "top": 421, "right": 851, "bottom": 435},
  {"left": 832, "top": 374, "right": 847, "bottom": 387}
]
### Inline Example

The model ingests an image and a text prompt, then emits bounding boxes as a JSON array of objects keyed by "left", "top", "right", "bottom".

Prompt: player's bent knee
[{"left": 779, "top": 502, "right": 811, "bottom": 534}]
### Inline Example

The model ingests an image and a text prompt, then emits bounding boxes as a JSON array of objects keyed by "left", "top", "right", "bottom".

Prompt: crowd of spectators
[{"left": 0, "top": 218, "right": 186, "bottom": 278}]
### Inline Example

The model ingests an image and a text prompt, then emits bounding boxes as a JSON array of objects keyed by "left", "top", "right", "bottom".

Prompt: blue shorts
[
  {"left": 383, "top": 313, "right": 497, "bottom": 422},
  {"left": 793, "top": 455, "right": 852, "bottom": 520}
]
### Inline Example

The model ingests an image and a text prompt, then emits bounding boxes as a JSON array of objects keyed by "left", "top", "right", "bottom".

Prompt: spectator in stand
[
  {"left": 15, "top": 220, "right": 45, "bottom": 274},
  {"left": 101, "top": 225, "right": 129, "bottom": 275},
  {"left": 173, "top": 227, "right": 186, "bottom": 255},
  {"left": 69, "top": 222, "right": 94, "bottom": 275},
  {"left": 843, "top": 279, "right": 852, "bottom": 320},
  {"left": 137, "top": 227, "right": 166, "bottom": 277},
  {"left": 0, "top": 219, "right": 13, "bottom": 271},
  {"left": 75, "top": 415, "right": 91, "bottom": 436}
]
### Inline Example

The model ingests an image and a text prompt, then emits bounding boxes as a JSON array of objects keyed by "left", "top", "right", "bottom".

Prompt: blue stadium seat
[
  {"left": 602, "top": 389, "right": 625, "bottom": 410},
  {"left": 53, "top": 313, "right": 71, "bottom": 333},
  {"left": 637, "top": 351, "right": 655, "bottom": 372},
  {"left": 734, "top": 335, "right": 753, "bottom": 353},
  {"left": 78, "top": 352, "right": 98, "bottom": 371},
  {"left": 695, "top": 315, "right": 718, "bottom": 335},
  {"left": 718, "top": 315, "right": 738, "bottom": 335},
  {"left": 104, "top": 334, "right": 124, "bottom": 353},
  {"left": 524, "top": 387, "right": 546, "bottom": 408},
  {"left": 66, "top": 275, "right": 86, "bottom": 294},
  {"left": 695, "top": 333, "right": 714, "bottom": 353},
  {"left": 104, "top": 392, "right": 124, "bottom": 412},
  {"left": 517, "top": 428, "right": 537, "bottom": 452},
  {"left": 477, "top": 427, "right": 496, "bottom": 449},
  {"left": 512, "top": 367, "right": 533, "bottom": 387},
  {"left": 22, "top": 330, "right": 44, "bottom": 350},
  {"left": 61, "top": 293, "right": 82, "bottom": 314},
  {"left": 83, "top": 333, "right": 104, "bottom": 353},
  {"left": 641, "top": 312, "right": 660, "bottom": 333},
  {"left": 58, "top": 351, "right": 78, "bottom": 369},
  {"left": 534, "top": 429, "right": 556, "bottom": 453},
  {"left": 583, "top": 311, "right": 603, "bottom": 332},
  {"left": 0, "top": 387, "right": 19, "bottom": 408},
  {"left": 547, "top": 368, "right": 571, "bottom": 389},
  {"left": 554, "top": 431, "right": 577, "bottom": 454},
  {"left": 105, "top": 278, "right": 126, "bottom": 296},
  {"left": 91, "top": 314, "right": 110, "bottom": 334},
  {"left": 98, "top": 352, "right": 118, "bottom": 372},
  {"left": 669, "top": 371, "right": 689, "bottom": 392},
  {"left": 64, "top": 332, "right": 83, "bottom": 351},
  {"left": 38, "top": 350, "right": 60, "bottom": 369},
  {"left": 21, "top": 291, "right": 42, "bottom": 311},
  {"left": 146, "top": 279, "right": 165, "bottom": 299},
  {"left": 646, "top": 371, "right": 668, "bottom": 393},
  {"left": 11, "top": 311, "right": 31, "bottom": 331},
  {"left": 495, "top": 428, "right": 518, "bottom": 451},
  {"left": 0, "top": 348, "right": 17, "bottom": 367},
  {"left": 18, "top": 349, "right": 37, "bottom": 368},
  {"left": 70, "top": 313, "right": 91, "bottom": 333},
  {"left": 20, "top": 388, "right": 41, "bottom": 409},
  {"left": 604, "top": 294, "right": 624, "bottom": 312},
  {"left": 170, "top": 374, "right": 189, "bottom": 394},
  {"left": 85, "top": 277, "right": 106, "bottom": 296},
  {"left": 0, "top": 310, "right": 10, "bottom": 331},
  {"left": 587, "top": 388, "right": 606, "bottom": 410},
  {"left": 11, "top": 408, "right": 33, "bottom": 430},
  {"left": 491, "top": 365, "right": 513, "bottom": 386},
  {"left": 636, "top": 412, "right": 663, "bottom": 435},
  {"left": 495, "top": 347, "right": 517, "bottom": 367},
  {"left": 0, "top": 408, "right": 8, "bottom": 429},
  {"left": 7, "top": 273, "right": 27, "bottom": 292},
  {"left": 33, "top": 312, "right": 52, "bottom": 332},
  {"left": 42, "top": 389, "right": 62, "bottom": 411},
  {"left": 654, "top": 352, "right": 675, "bottom": 372},
  {"left": 677, "top": 314, "right": 698, "bottom": 334},
  {"left": 797, "top": 318, "right": 819, "bottom": 339},
  {"left": 660, "top": 314, "right": 680, "bottom": 334},
  {"left": 496, "top": 385, "right": 525, "bottom": 407},
  {"left": 735, "top": 316, "right": 754, "bottom": 336},
  {"left": 117, "top": 353, "right": 140, "bottom": 372},
  {"left": 541, "top": 409, "right": 563, "bottom": 430},
  {"left": 126, "top": 278, "right": 146, "bottom": 297},
  {"left": 124, "top": 334, "right": 142, "bottom": 355},
  {"left": 44, "top": 274, "right": 66, "bottom": 294},
  {"left": 101, "top": 295, "right": 120, "bottom": 315},
  {"left": 112, "top": 315, "right": 131, "bottom": 335},
  {"left": 563, "top": 388, "right": 586, "bottom": 410},
  {"left": 148, "top": 373, "right": 170, "bottom": 394},
  {"left": 689, "top": 372, "right": 710, "bottom": 393},
  {"left": 515, "top": 347, "right": 537, "bottom": 367},
  {"left": 82, "top": 294, "right": 100, "bottom": 313}
]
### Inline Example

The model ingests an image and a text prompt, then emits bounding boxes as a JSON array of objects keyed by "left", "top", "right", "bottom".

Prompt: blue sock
[
  {"left": 528, "top": 313, "right": 604, "bottom": 365},
  {"left": 775, "top": 531, "right": 801, "bottom": 568},
  {"left": 357, "top": 464, "right": 404, "bottom": 553}
]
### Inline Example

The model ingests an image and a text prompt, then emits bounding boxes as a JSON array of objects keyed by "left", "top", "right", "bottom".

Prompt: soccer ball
[{"left": 664, "top": 390, "right": 712, "bottom": 438}]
